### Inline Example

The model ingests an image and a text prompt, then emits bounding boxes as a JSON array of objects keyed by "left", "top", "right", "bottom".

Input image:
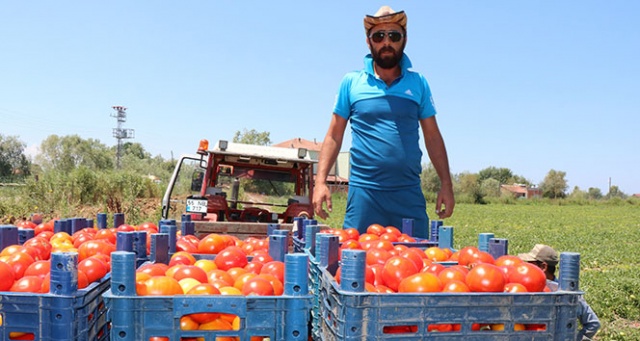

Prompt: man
[
  {"left": 312, "top": 6, "right": 455, "bottom": 237},
  {"left": 519, "top": 244, "right": 601, "bottom": 340}
]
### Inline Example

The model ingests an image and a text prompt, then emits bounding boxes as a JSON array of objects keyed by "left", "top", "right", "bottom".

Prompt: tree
[
  {"left": 587, "top": 187, "right": 603, "bottom": 200},
  {"left": 0, "top": 134, "right": 31, "bottom": 179},
  {"left": 420, "top": 163, "right": 441, "bottom": 193},
  {"left": 35, "top": 134, "right": 114, "bottom": 172},
  {"left": 457, "top": 172, "right": 484, "bottom": 204},
  {"left": 478, "top": 166, "right": 513, "bottom": 184},
  {"left": 606, "top": 185, "right": 626, "bottom": 199},
  {"left": 540, "top": 169, "right": 568, "bottom": 199},
  {"left": 480, "top": 178, "right": 501, "bottom": 197},
  {"left": 233, "top": 129, "right": 271, "bottom": 146}
]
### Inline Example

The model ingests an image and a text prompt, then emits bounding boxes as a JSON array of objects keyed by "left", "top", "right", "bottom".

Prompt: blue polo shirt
[{"left": 333, "top": 53, "right": 437, "bottom": 190}]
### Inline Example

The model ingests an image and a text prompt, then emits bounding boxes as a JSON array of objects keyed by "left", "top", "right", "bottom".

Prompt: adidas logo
[{"left": 404, "top": 89, "right": 413, "bottom": 96}]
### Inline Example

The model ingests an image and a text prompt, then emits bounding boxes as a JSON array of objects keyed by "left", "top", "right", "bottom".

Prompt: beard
[{"left": 370, "top": 44, "right": 405, "bottom": 69}]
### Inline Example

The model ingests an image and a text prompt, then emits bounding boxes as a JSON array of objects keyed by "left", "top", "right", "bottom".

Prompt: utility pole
[{"left": 111, "top": 106, "right": 135, "bottom": 169}]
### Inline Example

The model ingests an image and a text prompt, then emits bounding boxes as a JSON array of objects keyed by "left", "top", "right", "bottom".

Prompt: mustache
[{"left": 379, "top": 46, "right": 396, "bottom": 54}]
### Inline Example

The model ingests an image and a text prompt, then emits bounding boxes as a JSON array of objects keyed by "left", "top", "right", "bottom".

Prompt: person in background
[
  {"left": 312, "top": 5, "right": 455, "bottom": 237},
  {"left": 519, "top": 244, "right": 601, "bottom": 340}
]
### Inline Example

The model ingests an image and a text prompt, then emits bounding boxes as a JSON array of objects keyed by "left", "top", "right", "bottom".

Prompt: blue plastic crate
[
  {"left": 0, "top": 252, "right": 111, "bottom": 341},
  {"left": 316, "top": 249, "right": 583, "bottom": 340},
  {"left": 104, "top": 251, "right": 312, "bottom": 341}
]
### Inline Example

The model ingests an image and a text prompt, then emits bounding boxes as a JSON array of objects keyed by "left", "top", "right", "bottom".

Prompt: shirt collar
[{"left": 364, "top": 53, "right": 412, "bottom": 76}]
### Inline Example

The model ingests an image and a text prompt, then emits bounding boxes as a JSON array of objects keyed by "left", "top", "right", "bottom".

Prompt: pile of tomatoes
[
  {"left": 323, "top": 223, "right": 548, "bottom": 294},
  {"left": 133, "top": 235, "right": 285, "bottom": 340},
  {"left": 321, "top": 223, "right": 551, "bottom": 332}
]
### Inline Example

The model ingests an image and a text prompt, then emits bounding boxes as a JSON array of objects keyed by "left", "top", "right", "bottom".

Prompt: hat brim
[
  {"left": 517, "top": 252, "right": 538, "bottom": 262},
  {"left": 364, "top": 11, "right": 407, "bottom": 33}
]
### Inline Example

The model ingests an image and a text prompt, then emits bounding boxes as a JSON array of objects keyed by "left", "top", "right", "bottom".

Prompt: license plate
[{"left": 186, "top": 199, "right": 208, "bottom": 213}]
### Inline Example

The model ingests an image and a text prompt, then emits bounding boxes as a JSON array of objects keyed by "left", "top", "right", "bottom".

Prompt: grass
[{"left": 317, "top": 197, "right": 640, "bottom": 340}]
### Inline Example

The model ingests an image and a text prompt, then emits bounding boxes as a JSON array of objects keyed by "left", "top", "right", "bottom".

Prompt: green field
[{"left": 319, "top": 199, "right": 640, "bottom": 340}]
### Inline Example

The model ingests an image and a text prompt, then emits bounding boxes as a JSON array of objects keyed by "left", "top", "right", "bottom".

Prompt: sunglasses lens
[
  {"left": 371, "top": 32, "right": 385, "bottom": 43},
  {"left": 389, "top": 32, "right": 402, "bottom": 42}
]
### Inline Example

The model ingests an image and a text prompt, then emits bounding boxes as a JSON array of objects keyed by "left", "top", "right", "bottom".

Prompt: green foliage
[
  {"left": 36, "top": 134, "right": 114, "bottom": 172},
  {"left": 0, "top": 134, "right": 31, "bottom": 180},
  {"left": 420, "top": 163, "right": 441, "bottom": 193},
  {"left": 232, "top": 129, "right": 271, "bottom": 146},
  {"left": 540, "top": 169, "right": 568, "bottom": 198}
]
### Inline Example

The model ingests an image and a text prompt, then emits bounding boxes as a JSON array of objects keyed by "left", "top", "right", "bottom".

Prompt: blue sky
[{"left": 1, "top": 1, "right": 638, "bottom": 194}]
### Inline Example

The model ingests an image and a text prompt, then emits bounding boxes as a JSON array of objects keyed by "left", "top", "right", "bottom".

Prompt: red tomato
[
  {"left": 77, "top": 270, "right": 89, "bottom": 289},
  {"left": 24, "top": 260, "right": 50, "bottom": 279},
  {"left": 384, "top": 226, "right": 402, "bottom": 237},
  {"left": 77, "top": 240, "right": 115, "bottom": 261},
  {"left": 206, "top": 269, "right": 234, "bottom": 287},
  {"left": 22, "top": 238, "right": 52, "bottom": 260},
  {"left": 457, "top": 246, "right": 480, "bottom": 266},
  {"left": 427, "top": 324, "right": 453, "bottom": 332},
  {"left": 397, "top": 234, "right": 416, "bottom": 243},
  {"left": 465, "top": 263, "right": 506, "bottom": 292},
  {"left": 116, "top": 224, "right": 136, "bottom": 232},
  {"left": 366, "top": 223, "right": 385, "bottom": 236},
  {"left": 138, "top": 222, "right": 158, "bottom": 232},
  {"left": 381, "top": 256, "right": 419, "bottom": 292},
  {"left": 369, "top": 264, "right": 385, "bottom": 286},
  {"left": 249, "top": 249, "right": 273, "bottom": 264},
  {"left": 438, "top": 267, "right": 467, "bottom": 285},
  {"left": 197, "top": 234, "right": 227, "bottom": 254},
  {"left": 215, "top": 246, "right": 248, "bottom": 271},
  {"left": 169, "top": 251, "right": 197, "bottom": 266},
  {"left": 365, "top": 248, "right": 392, "bottom": 266},
  {"left": 422, "top": 263, "right": 446, "bottom": 276},
  {"left": 255, "top": 274, "right": 284, "bottom": 295},
  {"left": 34, "top": 222, "right": 54, "bottom": 236},
  {"left": 0, "top": 261, "right": 16, "bottom": 290},
  {"left": 399, "top": 248, "right": 427, "bottom": 272},
  {"left": 507, "top": 262, "right": 547, "bottom": 292},
  {"left": 172, "top": 265, "right": 208, "bottom": 283},
  {"left": 186, "top": 283, "right": 221, "bottom": 295},
  {"left": 137, "top": 263, "right": 169, "bottom": 277},
  {"left": 397, "top": 272, "right": 442, "bottom": 293},
  {"left": 379, "top": 232, "right": 398, "bottom": 242},
  {"left": 495, "top": 255, "right": 524, "bottom": 267},
  {"left": 343, "top": 228, "right": 360, "bottom": 241},
  {"left": 176, "top": 239, "right": 198, "bottom": 253},
  {"left": 260, "top": 261, "right": 285, "bottom": 284},
  {"left": 441, "top": 280, "right": 470, "bottom": 293},
  {"left": 5, "top": 252, "right": 35, "bottom": 278},
  {"left": 241, "top": 277, "right": 274, "bottom": 296},
  {"left": 424, "top": 247, "right": 449, "bottom": 262},
  {"left": 143, "top": 276, "right": 183, "bottom": 296},
  {"left": 94, "top": 228, "right": 117, "bottom": 244},
  {"left": 78, "top": 257, "right": 108, "bottom": 283},
  {"left": 504, "top": 282, "right": 529, "bottom": 293},
  {"left": 10, "top": 275, "right": 43, "bottom": 293},
  {"left": 244, "top": 261, "right": 264, "bottom": 274}
]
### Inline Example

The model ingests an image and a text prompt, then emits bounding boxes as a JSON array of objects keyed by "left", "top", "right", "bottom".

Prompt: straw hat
[{"left": 364, "top": 6, "right": 407, "bottom": 33}]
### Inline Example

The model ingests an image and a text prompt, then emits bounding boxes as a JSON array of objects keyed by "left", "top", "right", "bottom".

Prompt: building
[
  {"left": 500, "top": 184, "right": 542, "bottom": 199},
  {"left": 273, "top": 138, "right": 349, "bottom": 193}
]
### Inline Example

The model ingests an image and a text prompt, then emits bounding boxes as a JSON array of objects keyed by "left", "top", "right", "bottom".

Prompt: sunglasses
[{"left": 369, "top": 30, "right": 404, "bottom": 43}]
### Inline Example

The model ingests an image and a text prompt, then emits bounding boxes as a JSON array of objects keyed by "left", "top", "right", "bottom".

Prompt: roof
[
  {"left": 500, "top": 184, "right": 529, "bottom": 194},
  {"left": 272, "top": 138, "right": 322, "bottom": 151}
]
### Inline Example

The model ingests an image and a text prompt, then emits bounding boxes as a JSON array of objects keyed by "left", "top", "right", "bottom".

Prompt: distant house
[
  {"left": 273, "top": 137, "right": 349, "bottom": 193},
  {"left": 500, "top": 184, "right": 542, "bottom": 199},
  {"left": 633, "top": 194, "right": 640, "bottom": 198}
]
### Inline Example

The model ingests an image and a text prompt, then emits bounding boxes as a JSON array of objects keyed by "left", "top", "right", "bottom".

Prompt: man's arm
[
  {"left": 313, "top": 114, "right": 348, "bottom": 219},
  {"left": 577, "top": 297, "right": 601, "bottom": 340},
  {"left": 420, "top": 116, "right": 454, "bottom": 219}
]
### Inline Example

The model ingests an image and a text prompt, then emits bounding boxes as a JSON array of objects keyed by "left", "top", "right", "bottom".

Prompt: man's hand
[
  {"left": 312, "top": 183, "right": 332, "bottom": 219},
  {"left": 435, "top": 185, "right": 455, "bottom": 219}
]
